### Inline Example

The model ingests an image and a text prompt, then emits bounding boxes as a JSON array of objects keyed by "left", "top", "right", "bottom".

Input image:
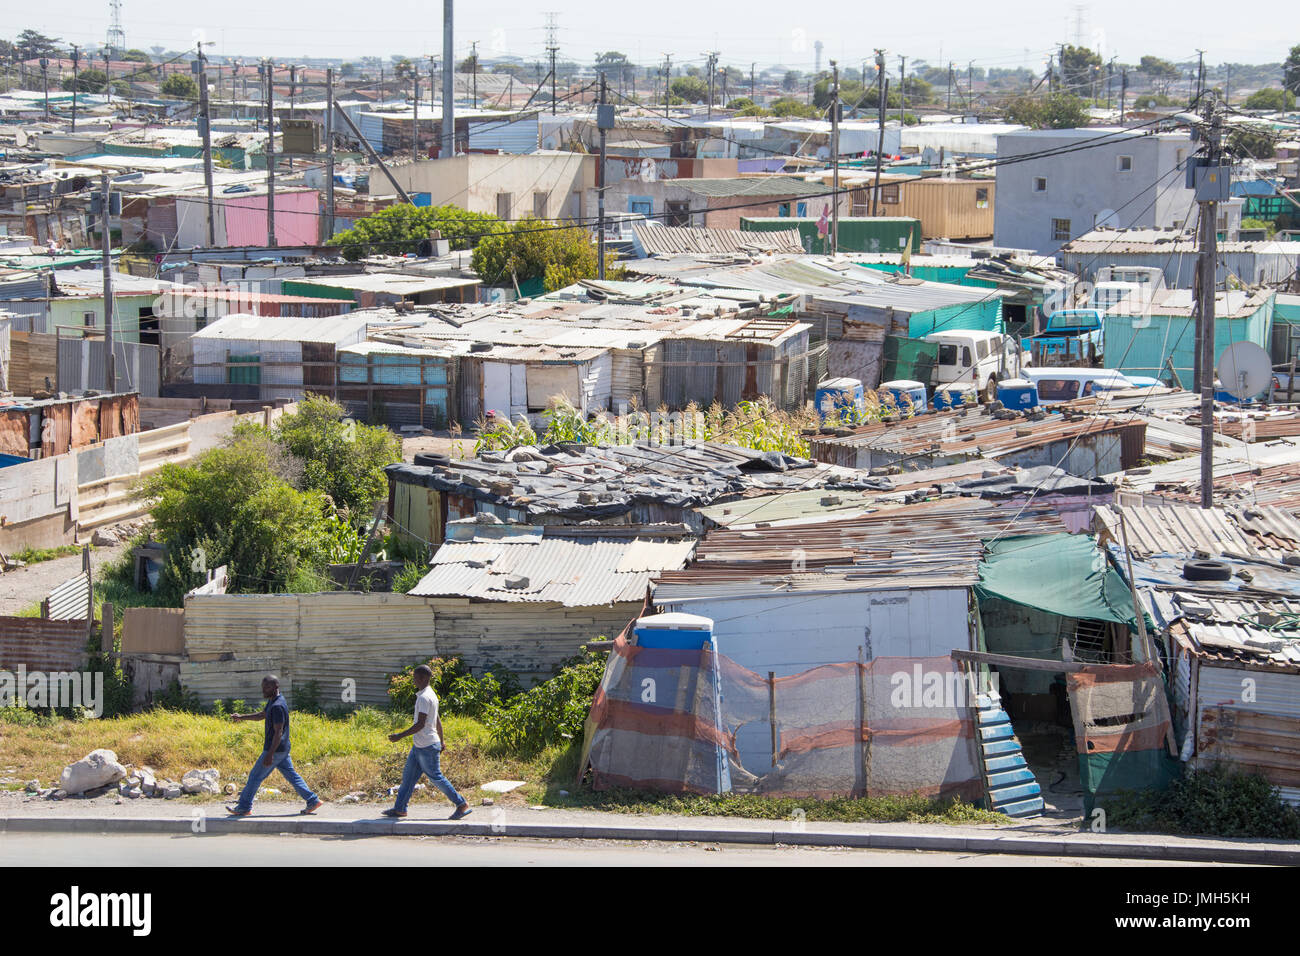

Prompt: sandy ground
[
  {"left": 401, "top": 433, "right": 472, "bottom": 462},
  {"left": 0, "top": 540, "right": 133, "bottom": 617}
]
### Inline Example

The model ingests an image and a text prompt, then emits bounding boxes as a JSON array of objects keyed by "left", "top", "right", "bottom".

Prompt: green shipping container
[{"left": 740, "top": 216, "right": 922, "bottom": 255}]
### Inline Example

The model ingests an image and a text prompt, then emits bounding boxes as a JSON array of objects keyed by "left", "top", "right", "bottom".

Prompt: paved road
[{"left": 0, "top": 833, "right": 1236, "bottom": 867}]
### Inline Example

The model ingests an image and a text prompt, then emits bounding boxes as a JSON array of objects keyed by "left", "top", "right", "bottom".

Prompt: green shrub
[
  {"left": 1105, "top": 766, "right": 1300, "bottom": 838},
  {"left": 483, "top": 650, "right": 605, "bottom": 756},
  {"left": 391, "top": 562, "right": 426, "bottom": 594}
]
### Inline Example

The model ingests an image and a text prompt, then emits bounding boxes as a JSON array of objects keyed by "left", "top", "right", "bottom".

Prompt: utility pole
[
  {"left": 443, "top": 0, "right": 455, "bottom": 157},
  {"left": 1106, "top": 58, "right": 1115, "bottom": 110},
  {"left": 99, "top": 172, "right": 115, "bottom": 392},
  {"left": 750, "top": 62, "right": 755, "bottom": 99},
  {"left": 1047, "top": 55, "right": 1054, "bottom": 95},
  {"left": 325, "top": 67, "right": 335, "bottom": 242},
  {"left": 40, "top": 58, "right": 49, "bottom": 121},
  {"left": 662, "top": 54, "right": 671, "bottom": 116},
  {"left": 704, "top": 51, "right": 719, "bottom": 119},
  {"left": 470, "top": 41, "right": 477, "bottom": 107},
  {"left": 412, "top": 70, "right": 420, "bottom": 162},
  {"left": 947, "top": 61, "right": 953, "bottom": 110},
  {"left": 872, "top": 77, "right": 889, "bottom": 217},
  {"left": 1195, "top": 49, "right": 1205, "bottom": 105},
  {"left": 967, "top": 61, "right": 973, "bottom": 110},
  {"left": 196, "top": 45, "right": 216, "bottom": 247},
  {"left": 70, "top": 46, "right": 79, "bottom": 131},
  {"left": 830, "top": 62, "right": 839, "bottom": 255},
  {"left": 102, "top": 51, "right": 111, "bottom": 108},
  {"left": 1120, "top": 68, "right": 1128, "bottom": 123},
  {"left": 1225, "top": 64, "right": 1232, "bottom": 106},
  {"left": 1194, "top": 95, "right": 1226, "bottom": 509},
  {"left": 262, "top": 60, "right": 276, "bottom": 247},
  {"left": 546, "top": 12, "right": 558, "bottom": 115},
  {"left": 597, "top": 72, "right": 608, "bottom": 280},
  {"left": 898, "top": 56, "right": 906, "bottom": 125}
]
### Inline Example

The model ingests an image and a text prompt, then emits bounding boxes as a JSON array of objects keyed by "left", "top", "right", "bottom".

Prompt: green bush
[
  {"left": 388, "top": 657, "right": 520, "bottom": 717},
  {"left": 1105, "top": 766, "right": 1300, "bottom": 838},
  {"left": 391, "top": 562, "right": 426, "bottom": 594},
  {"left": 483, "top": 650, "right": 605, "bottom": 756}
]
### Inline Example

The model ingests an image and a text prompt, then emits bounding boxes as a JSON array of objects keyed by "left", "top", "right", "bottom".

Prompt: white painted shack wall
[
  {"left": 1194, "top": 663, "right": 1300, "bottom": 805},
  {"left": 656, "top": 586, "right": 972, "bottom": 675},
  {"left": 656, "top": 585, "right": 976, "bottom": 784},
  {"left": 482, "top": 361, "right": 511, "bottom": 418}
]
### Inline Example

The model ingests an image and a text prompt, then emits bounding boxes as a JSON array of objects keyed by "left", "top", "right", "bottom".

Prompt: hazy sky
[{"left": 15, "top": 1, "right": 1293, "bottom": 69}]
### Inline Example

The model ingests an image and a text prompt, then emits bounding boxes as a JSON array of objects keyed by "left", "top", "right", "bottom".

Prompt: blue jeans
[
  {"left": 393, "top": 744, "right": 464, "bottom": 812},
  {"left": 234, "top": 750, "right": 317, "bottom": 812}
]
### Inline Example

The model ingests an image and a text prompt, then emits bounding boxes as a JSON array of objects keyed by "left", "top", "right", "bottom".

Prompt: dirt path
[{"left": 0, "top": 542, "right": 133, "bottom": 616}]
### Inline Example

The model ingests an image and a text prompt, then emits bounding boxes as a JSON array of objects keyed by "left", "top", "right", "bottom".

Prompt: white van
[
  {"left": 1021, "top": 367, "right": 1135, "bottom": 404},
  {"left": 924, "top": 330, "right": 1030, "bottom": 403}
]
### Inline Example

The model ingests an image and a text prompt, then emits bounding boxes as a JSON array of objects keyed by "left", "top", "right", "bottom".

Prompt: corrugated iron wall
[
  {"left": 0, "top": 617, "right": 88, "bottom": 671},
  {"left": 181, "top": 592, "right": 436, "bottom": 707}
]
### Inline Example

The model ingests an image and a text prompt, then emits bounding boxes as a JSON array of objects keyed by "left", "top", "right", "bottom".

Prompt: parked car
[{"left": 923, "top": 330, "right": 1030, "bottom": 403}]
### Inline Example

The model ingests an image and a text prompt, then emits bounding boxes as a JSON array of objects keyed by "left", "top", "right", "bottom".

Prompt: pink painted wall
[{"left": 224, "top": 189, "right": 319, "bottom": 246}]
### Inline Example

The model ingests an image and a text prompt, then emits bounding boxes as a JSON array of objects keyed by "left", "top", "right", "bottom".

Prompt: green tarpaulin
[{"left": 976, "top": 533, "right": 1141, "bottom": 631}]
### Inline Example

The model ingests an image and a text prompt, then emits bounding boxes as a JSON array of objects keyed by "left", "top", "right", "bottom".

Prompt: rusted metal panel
[{"left": 0, "top": 617, "right": 87, "bottom": 670}]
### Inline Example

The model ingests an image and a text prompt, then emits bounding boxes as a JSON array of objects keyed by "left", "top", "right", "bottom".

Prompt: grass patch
[
  {"left": 0, "top": 707, "right": 573, "bottom": 805},
  {"left": 11, "top": 544, "right": 85, "bottom": 565},
  {"left": 0, "top": 706, "right": 999, "bottom": 824},
  {"left": 543, "top": 787, "right": 1004, "bottom": 824}
]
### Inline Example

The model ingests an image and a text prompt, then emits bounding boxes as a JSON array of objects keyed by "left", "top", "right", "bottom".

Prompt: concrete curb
[{"left": 2, "top": 815, "right": 1295, "bottom": 864}]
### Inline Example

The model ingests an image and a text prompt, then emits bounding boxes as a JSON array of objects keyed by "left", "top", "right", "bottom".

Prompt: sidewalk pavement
[{"left": 1, "top": 792, "right": 1294, "bottom": 864}]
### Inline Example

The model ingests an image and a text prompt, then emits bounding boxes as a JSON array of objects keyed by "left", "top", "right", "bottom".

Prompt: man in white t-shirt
[{"left": 382, "top": 664, "right": 472, "bottom": 820}]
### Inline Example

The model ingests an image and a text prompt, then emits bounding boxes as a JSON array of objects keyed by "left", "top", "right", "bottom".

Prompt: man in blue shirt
[{"left": 226, "top": 675, "right": 322, "bottom": 817}]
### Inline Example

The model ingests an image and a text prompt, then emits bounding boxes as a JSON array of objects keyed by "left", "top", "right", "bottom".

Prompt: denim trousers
[
  {"left": 234, "top": 749, "right": 317, "bottom": 811},
  {"left": 393, "top": 743, "right": 464, "bottom": 812}
]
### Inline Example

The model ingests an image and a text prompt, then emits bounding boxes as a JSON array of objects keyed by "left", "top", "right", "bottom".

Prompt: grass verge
[{"left": 1, "top": 707, "right": 999, "bottom": 823}]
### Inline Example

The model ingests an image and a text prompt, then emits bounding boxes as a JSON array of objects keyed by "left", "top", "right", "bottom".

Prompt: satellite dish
[{"left": 1216, "top": 342, "right": 1273, "bottom": 400}]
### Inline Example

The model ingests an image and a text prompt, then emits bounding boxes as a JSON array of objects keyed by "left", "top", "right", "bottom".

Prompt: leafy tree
[
  {"left": 1004, "top": 92, "right": 1089, "bottom": 129},
  {"left": 160, "top": 72, "right": 199, "bottom": 101},
  {"left": 456, "top": 54, "right": 477, "bottom": 73},
  {"left": 62, "top": 69, "right": 107, "bottom": 93},
  {"left": 1138, "top": 55, "right": 1181, "bottom": 96},
  {"left": 120, "top": 49, "right": 151, "bottom": 63},
  {"left": 727, "top": 96, "right": 755, "bottom": 111},
  {"left": 262, "top": 394, "right": 403, "bottom": 517},
  {"left": 327, "top": 203, "right": 502, "bottom": 260},
  {"left": 770, "top": 96, "right": 819, "bottom": 118},
  {"left": 1243, "top": 87, "right": 1296, "bottom": 111},
  {"left": 138, "top": 434, "right": 332, "bottom": 600},
  {"left": 1286, "top": 45, "right": 1300, "bottom": 97},
  {"left": 1059, "top": 45, "right": 1102, "bottom": 96},
  {"left": 471, "top": 218, "right": 618, "bottom": 293},
  {"left": 16, "top": 29, "right": 59, "bottom": 60},
  {"left": 782, "top": 70, "right": 799, "bottom": 93},
  {"left": 670, "top": 75, "right": 709, "bottom": 103},
  {"left": 1227, "top": 125, "right": 1277, "bottom": 160}
]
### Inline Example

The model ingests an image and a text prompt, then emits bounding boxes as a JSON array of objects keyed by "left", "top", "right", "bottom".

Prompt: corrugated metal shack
[
  {"left": 1104, "top": 501, "right": 1300, "bottom": 803},
  {"left": 642, "top": 500, "right": 1071, "bottom": 800},
  {"left": 809, "top": 403, "right": 1147, "bottom": 475},
  {"left": 385, "top": 441, "right": 886, "bottom": 550},
  {"left": 409, "top": 521, "right": 696, "bottom": 685},
  {"left": 624, "top": 253, "right": 1004, "bottom": 388}
]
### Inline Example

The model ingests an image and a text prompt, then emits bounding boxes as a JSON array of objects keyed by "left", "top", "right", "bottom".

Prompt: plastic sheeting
[
  {"left": 582, "top": 635, "right": 982, "bottom": 800},
  {"left": 976, "top": 533, "right": 1141, "bottom": 629}
]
